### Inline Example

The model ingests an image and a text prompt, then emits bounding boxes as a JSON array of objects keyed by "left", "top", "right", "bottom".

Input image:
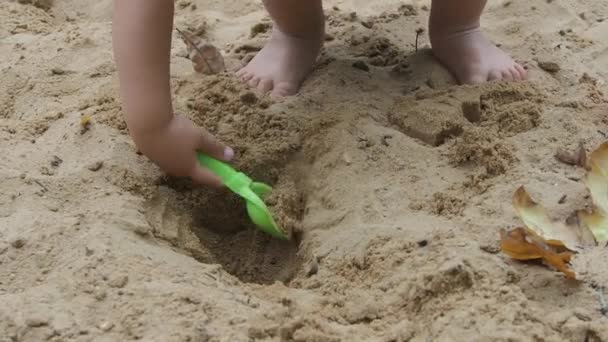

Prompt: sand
[{"left": 1, "top": 0, "right": 608, "bottom": 341}]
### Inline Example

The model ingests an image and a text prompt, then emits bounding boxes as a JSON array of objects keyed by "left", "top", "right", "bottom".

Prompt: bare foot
[
  {"left": 430, "top": 26, "right": 527, "bottom": 85},
  {"left": 236, "top": 28, "right": 323, "bottom": 97}
]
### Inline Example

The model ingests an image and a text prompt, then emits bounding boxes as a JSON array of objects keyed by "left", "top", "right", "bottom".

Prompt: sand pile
[{"left": 1, "top": 0, "right": 608, "bottom": 341}]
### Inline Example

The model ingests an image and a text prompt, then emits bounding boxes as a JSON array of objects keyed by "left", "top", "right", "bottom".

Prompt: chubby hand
[{"left": 132, "top": 114, "right": 234, "bottom": 187}]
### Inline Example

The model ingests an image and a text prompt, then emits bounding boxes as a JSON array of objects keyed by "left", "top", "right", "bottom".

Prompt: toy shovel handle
[{"left": 197, "top": 153, "right": 237, "bottom": 184}]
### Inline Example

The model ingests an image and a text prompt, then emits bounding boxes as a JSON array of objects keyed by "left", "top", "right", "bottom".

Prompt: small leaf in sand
[
  {"left": 555, "top": 141, "right": 587, "bottom": 168},
  {"left": 80, "top": 114, "right": 91, "bottom": 134},
  {"left": 176, "top": 28, "right": 225, "bottom": 75},
  {"left": 500, "top": 228, "right": 576, "bottom": 279}
]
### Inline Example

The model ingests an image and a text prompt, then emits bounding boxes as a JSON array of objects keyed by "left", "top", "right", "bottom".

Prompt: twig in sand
[
  {"left": 415, "top": 28, "right": 425, "bottom": 52},
  {"left": 596, "top": 286, "right": 608, "bottom": 317},
  {"left": 34, "top": 180, "right": 48, "bottom": 192}
]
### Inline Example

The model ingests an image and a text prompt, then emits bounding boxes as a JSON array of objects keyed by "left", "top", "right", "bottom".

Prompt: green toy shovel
[{"left": 197, "top": 153, "right": 288, "bottom": 240}]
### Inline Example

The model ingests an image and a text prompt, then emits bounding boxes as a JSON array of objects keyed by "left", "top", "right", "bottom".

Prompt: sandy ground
[{"left": 2, "top": 0, "right": 608, "bottom": 341}]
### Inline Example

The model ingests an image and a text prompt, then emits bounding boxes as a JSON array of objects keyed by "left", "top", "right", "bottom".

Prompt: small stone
[
  {"left": 361, "top": 20, "right": 374, "bottom": 29},
  {"left": 99, "top": 321, "right": 114, "bottom": 332},
  {"left": 94, "top": 289, "right": 107, "bottom": 301},
  {"left": 26, "top": 317, "right": 49, "bottom": 327},
  {"left": 381, "top": 134, "right": 392, "bottom": 147},
  {"left": 352, "top": 60, "right": 370, "bottom": 72},
  {"left": 108, "top": 275, "right": 129, "bottom": 288},
  {"left": 538, "top": 60, "right": 560, "bottom": 73},
  {"left": 10, "top": 238, "right": 26, "bottom": 249},
  {"left": 573, "top": 308, "right": 591, "bottom": 321},
  {"left": 480, "top": 243, "right": 500, "bottom": 254},
  {"left": 51, "top": 68, "right": 66, "bottom": 75},
  {"left": 342, "top": 153, "right": 352, "bottom": 165},
  {"left": 87, "top": 161, "right": 103, "bottom": 172},
  {"left": 417, "top": 240, "right": 428, "bottom": 247},
  {"left": 50, "top": 156, "right": 63, "bottom": 167},
  {"left": 40, "top": 166, "right": 54, "bottom": 176},
  {"left": 306, "top": 257, "right": 319, "bottom": 277}
]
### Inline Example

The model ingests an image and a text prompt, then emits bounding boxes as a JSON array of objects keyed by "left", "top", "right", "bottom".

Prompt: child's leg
[
  {"left": 237, "top": 0, "right": 324, "bottom": 97},
  {"left": 429, "top": 0, "right": 527, "bottom": 84}
]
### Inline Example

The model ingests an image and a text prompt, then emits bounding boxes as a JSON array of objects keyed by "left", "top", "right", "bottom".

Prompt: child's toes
[
  {"left": 257, "top": 78, "right": 273, "bottom": 93},
  {"left": 488, "top": 70, "right": 502, "bottom": 82},
  {"left": 509, "top": 66, "right": 522, "bottom": 81},
  {"left": 239, "top": 71, "right": 254, "bottom": 82},
  {"left": 271, "top": 82, "right": 298, "bottom": 98},
  {"left": 248, "top": 77, "right": 261, "bottom": 88},
  {"left": 236, "top": 68, "right": 247, "bottom": 78},
  {"left": 515, "top": 64, "right": 527, "bottom": 80}
]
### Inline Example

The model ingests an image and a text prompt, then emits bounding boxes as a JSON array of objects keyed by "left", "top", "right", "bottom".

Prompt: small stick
[
  {"left": 176, "top": 28, "right": 213, "bottom": 72},
  {"left": 597, "top": 287, "right": 608, "bottom": 317},
  {"left": 415, "top": 28, "right": 425, "bottom": 52},
  {"left": 34, "top": 180, "right": 48, "bottom": 192}
]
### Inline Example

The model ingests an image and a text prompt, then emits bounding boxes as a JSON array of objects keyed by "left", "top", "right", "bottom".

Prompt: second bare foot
[
  {"left": 430, "top": 26, "right": 527, "bottom": 85},
  {"left": 237, "top": 28, "right": 323, "bottom": 97}
]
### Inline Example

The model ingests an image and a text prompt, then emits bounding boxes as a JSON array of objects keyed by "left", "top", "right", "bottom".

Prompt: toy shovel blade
[
  {"left": 250, "top": 182, "right": 272, "bottom": 197},
  {"left": 197, "top": 153, "right": 288, "bottom": 239}
]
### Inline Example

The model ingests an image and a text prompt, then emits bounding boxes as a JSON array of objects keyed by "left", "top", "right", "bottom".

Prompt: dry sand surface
[{"left": 2, "top": 0, "right": 608, "bottom": 341}]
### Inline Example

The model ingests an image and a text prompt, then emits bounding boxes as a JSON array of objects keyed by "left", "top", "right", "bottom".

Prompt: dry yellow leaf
[
  {"left": 582, "top": 142, "right": 608, "bottom": 245},
  {"left": 512, "top": 186, "right": 582, "bottom": 251}
]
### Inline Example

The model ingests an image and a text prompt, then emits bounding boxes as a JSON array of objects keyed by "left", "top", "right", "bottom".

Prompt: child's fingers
[
  {"left": 190, "top": 165, "right": 223, "bottom": 188},
  {"left": 197, "top": 129, "right": 234, "bottom": 162}
]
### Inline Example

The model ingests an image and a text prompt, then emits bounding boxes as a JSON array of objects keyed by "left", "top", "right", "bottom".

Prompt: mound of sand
[{"left": 1, "top": 0, "right": 608, "bottom": 341}]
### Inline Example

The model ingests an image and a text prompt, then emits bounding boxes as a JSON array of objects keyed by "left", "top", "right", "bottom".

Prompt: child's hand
[{"left": 133, "top": 114, "right": 234, "bottom": 187}]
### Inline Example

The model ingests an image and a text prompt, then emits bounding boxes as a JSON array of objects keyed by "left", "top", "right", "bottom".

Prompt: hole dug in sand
[{"left": 146, "top": 171, "right": 305, "bottom": 285}]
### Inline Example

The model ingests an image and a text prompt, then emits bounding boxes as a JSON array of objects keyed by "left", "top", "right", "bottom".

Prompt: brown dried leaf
[
  {"left": 177, "top": 28, "right": 225, "bottom": 75},
  {"left": 500, "top": 228, "right": 576, "bottom": 279},
  {"left": 555, "top": 141, "right": 587, "bottom": 168}
]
